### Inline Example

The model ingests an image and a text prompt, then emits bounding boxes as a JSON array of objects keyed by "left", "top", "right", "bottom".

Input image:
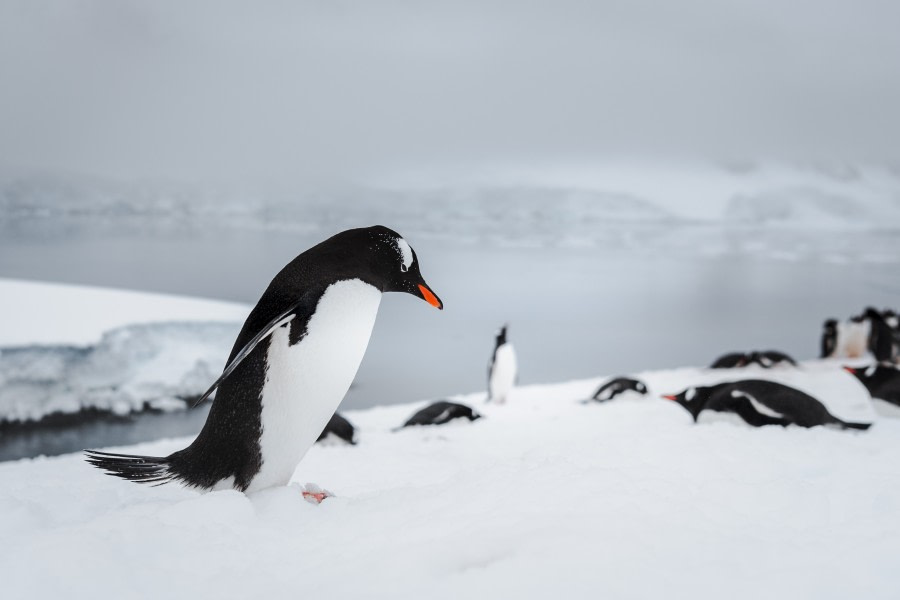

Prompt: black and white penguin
[
  {"left": 398, "top": 400, "right": 481, "bottom": 428},
  {"left": 821, "top": 319, "right": 838, "bottom": 358},
  {"left": 316, "top": 412, "right": 356, "bottom": 445},
  {"left": 86, "top": 226, "right": 442, "bottom": 493},
  {"left": 844, "top": 365, "right": 900, "bottom": 408},
  {"left": 710, "top": 352, "right": 750, "bottom": 369},
  {"left": 589, "top": 377, "right": 648, "bottom": 403},
  {"left": 748, "top": 350, "right": 798, "bottom": 368},
  {"left": 487, "top": 324, "right": 517, "bottom": 404},
  {"left": 663, "top": 380, "right": 871, "bottom": 430},
  {"left": 863, "top": 307, "right": 898, "bottom": 363}
]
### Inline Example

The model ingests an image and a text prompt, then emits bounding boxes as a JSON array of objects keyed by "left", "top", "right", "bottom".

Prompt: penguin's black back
[
  {"left": 708, "top": 379, "right": 869, "bottom": 429},
  {"left": 710, "top": 352, "right": 749, "bottom": 369},
  {"left": 317, "top": 413, "right": 357, "bottom": 444},
  {"left": 750, "top": 350, "right": 798, "bottom": 368},
  {"left": 401, "top": 401, "right": 481, "bottom": 427},
  {"left": 591, "top": 377, "right": 648, "bottom": 402}
]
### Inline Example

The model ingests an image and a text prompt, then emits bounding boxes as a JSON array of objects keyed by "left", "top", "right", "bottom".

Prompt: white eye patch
[
  {"left": 395, "top": 237, "right": 413, "bottom": 272},
  {"left": 686, "top": 388, "right": 696, "bottom": 401}
]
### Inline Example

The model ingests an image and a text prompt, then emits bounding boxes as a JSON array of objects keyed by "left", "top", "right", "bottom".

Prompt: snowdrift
[{"left": 1, "top": 363, "right": 898, "bottom": 600}]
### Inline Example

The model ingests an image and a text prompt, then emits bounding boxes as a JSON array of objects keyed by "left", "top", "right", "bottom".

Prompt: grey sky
[{"left": 1, "top": 0, "right": 898, "bottom": 184}]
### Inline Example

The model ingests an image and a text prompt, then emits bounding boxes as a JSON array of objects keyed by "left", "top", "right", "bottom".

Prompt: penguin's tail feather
[
  {"left": 837, "top": 420, "right": 872, "bottom": 431},
  {"left": 84, "top": 450, "right": 176, "bottom": 486}
]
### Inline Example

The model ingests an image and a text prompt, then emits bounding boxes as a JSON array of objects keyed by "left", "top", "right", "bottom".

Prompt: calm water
[{"left": 1, "top": 214, "right": 898, "bottom": 460}]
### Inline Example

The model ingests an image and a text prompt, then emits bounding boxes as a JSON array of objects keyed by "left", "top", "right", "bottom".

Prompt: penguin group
[
  {"left": 709, "top": 350, "right": 797, "bottom": 369},
  {"left": 821, "top": 307, "right": 900, "bottom": 362},
  {"left": 81, "top": 223, "right": 895, "bottom": 502}
]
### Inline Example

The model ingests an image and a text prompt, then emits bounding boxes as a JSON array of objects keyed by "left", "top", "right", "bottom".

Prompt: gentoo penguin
[
  {"left": 710, "top": 352, "right": 749, "bottom": 369},
  {"left": 840, "top": 314, "right": 871, "bottom": 358},
  {"left": 398, "top": 400, "right": 481, "bottom": 428},
  {"left": 487, "top": 324, "right": 517, "bottom": 404},
  {"left": 863, "top": 307, "right": 898, "bottom": 363},
  {"left": 747, "top": 350, "right": 797, "bottom": 368},
  {"left": 85, "top": 226, "right": 442, "bottom": 493},
  {"left": 316, "top": 413, "right": 356, "bottom": 445},
  {"left": 844, "top": 365, "right": 900, "bottom": 408},
  {"left": 590, "top": 377, "right": 648, "bottom": 403},
  {"left": 821, "top": 319, "right": 838, "bottom": 358},
  {"left": 663, "top": 380, "right": 871, "bottom": 430}
]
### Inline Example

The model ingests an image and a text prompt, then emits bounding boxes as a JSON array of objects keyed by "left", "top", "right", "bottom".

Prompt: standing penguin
[
  {"left": 487, "top": 324, "right": 517, "bottom": 404},
  {"left": 821, "top": 319, "right": 838, "bottom": 358},
  {"left": 663, "top": 380, "right": 871, "bottom": 430},
  {"left": 86, "top": 226, "right": 442, "bottom": 494}
]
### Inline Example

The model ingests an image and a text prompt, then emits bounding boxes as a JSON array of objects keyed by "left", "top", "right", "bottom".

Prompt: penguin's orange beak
[
  {"left": 662, "top": 394, "right": 677, "bottom": 401},
  {"left": 417, "top": 283, "right": 443, "bottom": 310},
  {"left": 843, "top": 366, "right": 856, "bottom": 374}
]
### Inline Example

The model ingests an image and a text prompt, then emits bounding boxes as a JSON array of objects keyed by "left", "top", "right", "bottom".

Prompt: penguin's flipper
[
  {"left": 190, "top": 308, "right": 298, "bottom": 408},
  {"left": 84, "top": 450, "right": 175, "bottom": 486}
]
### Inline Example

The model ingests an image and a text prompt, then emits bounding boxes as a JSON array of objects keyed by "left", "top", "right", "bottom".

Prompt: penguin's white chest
[
  {"left": 249, "top": 279, "right": 381, "bottom": 492},
  {"left": 489, "top": 344, "right": 517, "bottom": 403}
]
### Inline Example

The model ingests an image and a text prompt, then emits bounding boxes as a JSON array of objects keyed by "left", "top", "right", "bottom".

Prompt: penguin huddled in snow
[
  {"left": 398, "top": 401, "right": 481, "bottom": 428},
  {"left": 845, "top": 364, "right": 900, "bottom": 408},
  {"left": 316, "top": 413, "right": 356, "bottom": 445},
  {"left": 86, "top": 226, "right": 442, "bottom": 494},
  {"left": 663, "top": 380, "right": 871, "bottom": 430},
  {"left": 710, "top": 350, "right": 797, "bottom": 369},
  {"left": 487, "top": 324, "right": 517, "bottom": 404},
  {"left": 589, "top": 377, "right": 648, "bottom": 403}
]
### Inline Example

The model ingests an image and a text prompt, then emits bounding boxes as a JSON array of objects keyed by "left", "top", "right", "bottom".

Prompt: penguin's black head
[
  {"left": 362, "top": 226, "right": 443, "bottom": 310},
  {"left": 496, "top": 325, "right": 508, "bottom": 346},
  {"left": 662, "top": 386, "right": 712, "bottom": 422}
]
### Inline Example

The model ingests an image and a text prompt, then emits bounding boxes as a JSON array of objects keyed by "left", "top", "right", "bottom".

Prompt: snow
[
  {"left": 0, "top": 278, "right": 248, "bottom": 346},
  {"left": 2, "top": 361, "right": 898, "bottom": 599}
]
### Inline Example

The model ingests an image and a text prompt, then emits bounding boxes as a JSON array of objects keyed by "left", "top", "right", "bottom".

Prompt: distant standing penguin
[
  {"left": 863, "top": 307, "right": 898, "bottom": 363},
  {"left": 399, "top": 400, "right": 481, "bottom": 428},
  {"left": 821, "top": 319, "right": 838, "bottom": 358},
  {"left": 663, "top": 380, "right": 871, "bottom": 430},
  {"left": 86, "top": 226, "right": 442, "bottom": 494},
  {"left": 487, "top": 324, "right": 517, "bottom": 404},
  {"left": 845, "top": 365, "right": 900, "bottom": 408},
  {"left": 590, "top": 377, "right": 648, "bottom": 402},
  {"left": 317, "top": 413, "right": 357, "bottom": 445}
]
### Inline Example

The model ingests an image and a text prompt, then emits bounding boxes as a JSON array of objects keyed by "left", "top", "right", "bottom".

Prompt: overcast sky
[{"left": 1, "top": 0, "right": 898, "bottom": 185}]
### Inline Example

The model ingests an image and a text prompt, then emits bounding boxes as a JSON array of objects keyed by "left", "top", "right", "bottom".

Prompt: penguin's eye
[{"left": 400, "top": 263, "right": 408, "bottom": 273}]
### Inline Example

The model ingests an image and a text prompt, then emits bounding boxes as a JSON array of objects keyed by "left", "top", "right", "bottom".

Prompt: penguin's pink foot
[{"left": 301, "top": 483, "right": 333, "bottom": 504}]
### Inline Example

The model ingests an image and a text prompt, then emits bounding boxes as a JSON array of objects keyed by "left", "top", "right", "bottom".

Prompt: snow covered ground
[{"left": 2, "top": 361, "right": 898, "bottom": 600}]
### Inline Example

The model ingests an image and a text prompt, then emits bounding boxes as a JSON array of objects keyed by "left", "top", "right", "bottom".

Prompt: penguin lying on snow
[
  {"left": 663, "top": 380, "right": 871, "bottom": 430},
  {"left": 710, "top": 350, "right": 797, "bottom": 369},
  {"left": 398, "top": 401, "right": 481, "bottom": 428},
  {"left": 589, "top": 377, "right": 648, "bottom": 403},
  {"left": 844, "top": 365, "right": 900, "bottom": 408},
  {"left": 86, "top": 226, "right": 442, "bottom": 497},
  {"left": 316, "top": 413, "right": 356, "bottom": 445},
  {"left": 487, "top": 324, "right": 517, "bottom": 403}
]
